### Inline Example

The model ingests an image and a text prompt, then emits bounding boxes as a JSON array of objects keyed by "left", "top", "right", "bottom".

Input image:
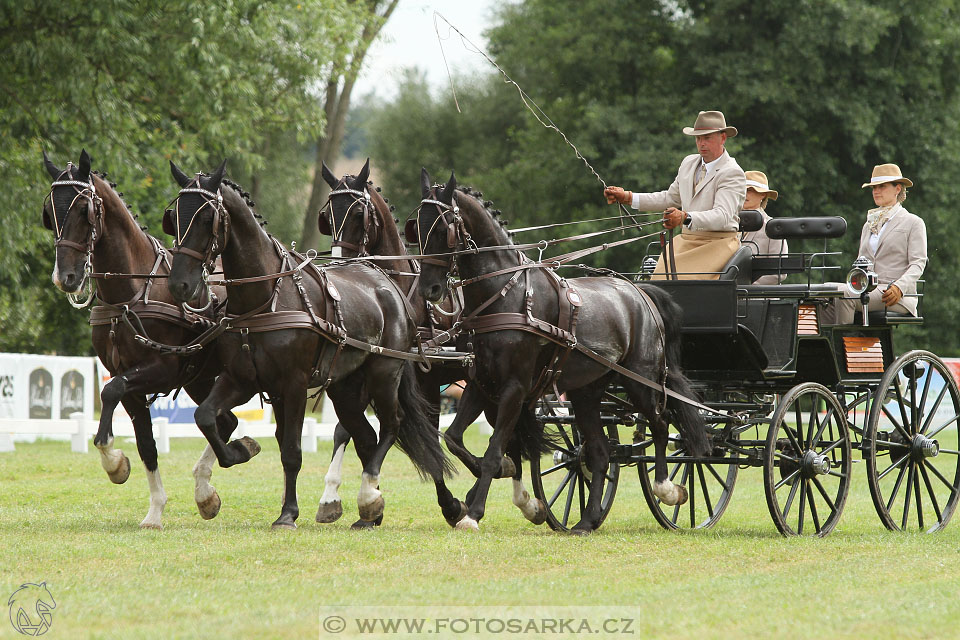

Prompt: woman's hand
[{"left": 881, "top": 284, "right": 903, "bottom": 306}]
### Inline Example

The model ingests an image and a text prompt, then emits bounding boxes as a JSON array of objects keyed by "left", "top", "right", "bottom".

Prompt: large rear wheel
[{"left": 865, "top": 350, "right": 960, "bottom": 532}]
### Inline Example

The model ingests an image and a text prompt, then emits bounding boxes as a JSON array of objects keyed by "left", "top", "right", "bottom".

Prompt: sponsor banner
[
  {"left": 148, "top": 391, "right": 269, "bottom": 425},
  {"left": 0, "top": 353, "right": 96, "bottom": 420}
]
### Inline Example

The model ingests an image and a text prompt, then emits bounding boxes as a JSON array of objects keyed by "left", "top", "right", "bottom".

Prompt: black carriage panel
[
  {"left": 648, "top": 280, "right": 737, "bottom": 333},
  {"left": 739, "top": 299, "right": 799, "bottom": 372}
]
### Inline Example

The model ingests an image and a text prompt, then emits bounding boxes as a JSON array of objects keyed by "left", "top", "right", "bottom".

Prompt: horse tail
[
  {"left": 395, "top": 362, "right": 456, "bottom": 480},
  {"left": 641, "top": 285, "right": 710, "bottom": 457},
  {"left": 515, "top": 405, "right": 561, "bottom": 461}
]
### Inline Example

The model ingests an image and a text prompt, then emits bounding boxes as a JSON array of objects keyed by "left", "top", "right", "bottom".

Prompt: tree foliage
[
  {"left": 365, "top": 0, "right": 960, "bottom": 354},
  {"left": 0, "top": 0, "right": 356, "bottom": 354}
]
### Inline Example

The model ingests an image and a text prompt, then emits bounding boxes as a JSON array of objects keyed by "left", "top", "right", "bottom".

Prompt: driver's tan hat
[{"left": 682, "top": 110, "right": 738, "bottom": 137}]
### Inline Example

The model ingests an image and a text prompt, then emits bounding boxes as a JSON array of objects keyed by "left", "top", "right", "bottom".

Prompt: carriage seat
[
  {"left": 717, "top": 210, "right": 764, "bottom": 284},
  {"left": 765, "top": 216, "right": 847, "bottom": 239},
  {"left": 853, "top": 310, "right": 924, "bottom": 325}
]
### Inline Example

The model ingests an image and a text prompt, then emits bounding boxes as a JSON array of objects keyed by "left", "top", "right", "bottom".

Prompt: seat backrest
[{"left": 719, "top": 245, "right": 755, "bottom": 284}]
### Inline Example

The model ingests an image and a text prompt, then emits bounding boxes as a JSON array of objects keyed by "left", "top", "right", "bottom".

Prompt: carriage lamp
[
  {"left": 846, "top": 256, "right": 879, "bottom": 327},
  {"left": 640, "top": 256, "right": 658, "bottom": 279}
]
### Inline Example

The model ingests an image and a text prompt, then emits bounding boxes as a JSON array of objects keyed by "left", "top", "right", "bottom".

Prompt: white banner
[{"left": 0, "top": 353, "right": 96, "bottom": 420}]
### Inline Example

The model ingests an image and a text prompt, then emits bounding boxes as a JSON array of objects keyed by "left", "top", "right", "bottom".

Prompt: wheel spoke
[
  {"left": 668, "top": 460, "right": 683, "bottom": 483},
  {"left": 557, "top": 427, "right": 576, "bottom": 451},
  {"left": 806, "top": 483, "right": 822, "bottom": 533},
  {"left": 922, "top": 459, "right": 958, "bottom": 494},
  {"left": 548, "top": 470, "right": 574, "bottom": 508},
  {"left": 918, "top": 462, "right": 944, "bottom": 523},
  {"left": 774, "top": 468, "right": 802, "bottom": 491},
  {"left": 782, "top": 477, "right": 800, "bottom": 520},
  {"left": 577, "top": 472, "right": 586, "bottom": 514},
  {"left": 918, "top": 379, "right": 948, "bottom": 434},
  {"left": 893, "top": 382, "right": 915, "bottom": 437},
  {"left": 818, "top": 438, "right": 845, "bottom": 456},
  {"left": 774, "top": 451, "right": 800, "bottom": 464},
  {"left": 562, "top": 471, "right": 576, "bottom": 526},
  {"left": 878, "top": 453, "right": 909, "bottom": 481},
  {"left": 705, "top": 463, "right": 731, "bottom": 491},
  {"left": 881, "top": 401, "right": 913, "bottom": 442},
  {"left": 797, "top": 478, "right": 807, "bottom": 535},
  {"left": 914, "top": 468, "right": 924, "bottom": 531},
  {"left": 540, "top": 462, "right": 568, "bottom": 477},
  {"left": 901, "top": 462, "right": 916, "bottom": 530},
  {"left": 811, "top": 476, "right": 838, "bottom": 513},
  {"left": 811, "top": 403, "right": 835, "bottom": 448},
  {"left": 697, "top": 464, "right": 715, "bottom": 519},
  {"left": 917, "top": 363, "right": 934, "bottom": 425},
  {"left": 685, "top": 464, "right": 696, "bottom": 528},
  {"left": 807, "top": 400, "right": 818, "bottom": 448},
  {"left": 926, "top": 413, "right": 959, "bottom": 439},
  {"left": 826, "top": 469, "right": 847, "bottom": 479},
  {"left": 885, "top": 459, "right": 910, "bottom": 513}
]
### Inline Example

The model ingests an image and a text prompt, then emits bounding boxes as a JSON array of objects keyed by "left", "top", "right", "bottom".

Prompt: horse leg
[
  {"left": 94, "top": 373, "right": 137, "bottom": 484},
  {"left": 631, "top": 383, "right": 688, "bottom": 507},
  {"left": 184, "top": 381, "right": 239, "bottom": 521},
  {"left": 442, "top": 384, "right": 500, "bottom": 478},
  {"left": 272, "top": 387, "right": 308, "bottom": 530},
  {"left": 505, "top": 425, "right": 546, "bottom": 526},
  {"left": 114, "top": 394, "right": 165, "bottom": 529},
  {"left": 346, "top": 423, "right": 384, "bottom": 530},
  {"left": 459, "top": 383, "right": 524, "bottom": 531},
  {"left": 193, "top": 376, "right": 260, "bottom": 469},
  {"left": 316, "top": 421, "right": 351, "bottom": 524},
  {"left": 566, "top": 386, "right": 610, "bottom": 534}
]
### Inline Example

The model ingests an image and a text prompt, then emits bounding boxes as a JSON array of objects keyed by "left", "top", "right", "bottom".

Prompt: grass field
[{"left": 1, "top": 430, "right": 958, "bottom": 639}]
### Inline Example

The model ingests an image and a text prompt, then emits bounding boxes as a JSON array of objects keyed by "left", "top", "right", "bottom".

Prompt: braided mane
[{"left": 221, "top": 177, "right": 267, "bottom": 228}]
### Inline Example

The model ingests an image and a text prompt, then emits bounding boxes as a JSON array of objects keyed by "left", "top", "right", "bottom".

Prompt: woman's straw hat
[
  {"left": 744, "top": 170, "right": 778, "bottom": 200},
  {"left": 862, "top": 163, "right": 913, "bottom": 188}
]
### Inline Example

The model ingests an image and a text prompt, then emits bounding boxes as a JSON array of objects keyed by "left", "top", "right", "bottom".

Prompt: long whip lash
[{"left": 432, "top": 12, "right": 643, "bottom": 228}]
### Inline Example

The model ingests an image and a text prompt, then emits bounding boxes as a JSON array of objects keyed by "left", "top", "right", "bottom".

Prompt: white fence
[{"left": 0, "top": 391, "right": 490, "bottom": 454}]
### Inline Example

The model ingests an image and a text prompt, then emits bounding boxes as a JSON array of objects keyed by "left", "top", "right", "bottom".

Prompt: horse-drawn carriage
[{"left": 530, "top": 212, "right": 960, "bottom": 536}]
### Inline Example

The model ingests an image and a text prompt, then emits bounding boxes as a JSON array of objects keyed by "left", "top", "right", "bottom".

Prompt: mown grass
[{"left": 1, "top": 431, "right": 958, "bottom": 639}]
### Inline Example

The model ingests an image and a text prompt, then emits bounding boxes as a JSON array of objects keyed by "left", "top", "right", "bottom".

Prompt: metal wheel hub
[
  {"left": 802, "top": 450, "right": 831, "bottom": 476},
  {"left": 912, "top": 434, "right": 939, "bottom": 460}
]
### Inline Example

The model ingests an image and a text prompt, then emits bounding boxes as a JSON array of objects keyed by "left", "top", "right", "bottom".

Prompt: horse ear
[
  {"left": 321, "top": 161, "right": 338, "bottom": 189},
  {"left": 440, "top": 171, "right": 457, "bottom": 204},
  {"left": 78, "top": 149, "right": 92, "bottom": 181},
  {"left": 356, "top": 158, "right": 370, "bottom": 186},
  {"left": 170, "top": 160, "right": 191, "bottom": 188},
  {"left": 209, "top": 159, "right": 227, "bottom": 190},
  {"left": 420, "top": 167, "right": 432, "bottom": 199},
  {"left": 317, "top": 210, "right": 331, "bottom": 236},
  {"left": 42, "top": 207, "right": 53, "bottom": 230},
  {"left": 43, "top": 150, "right": 61, "bottom": 180},
  {"left": 404, "top": 218, "right": 419, "bottom": 244}
]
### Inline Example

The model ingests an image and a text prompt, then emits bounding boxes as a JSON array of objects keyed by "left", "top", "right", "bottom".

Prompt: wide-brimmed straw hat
[
  {"left": 861, "top": 163, "right": 913, "bottom": 188},
  {"left": 744, "top": 170, "right": 778, "bottom": 200},
  {"left": 682, "top": 110, "right": 738, "bottom": 137}
]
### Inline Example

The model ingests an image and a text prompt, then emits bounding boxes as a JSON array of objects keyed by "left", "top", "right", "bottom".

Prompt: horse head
[
  {"left": 319, "top": 158, "right": 379, "bottom": 258},
  {"left": 414, "top": 168, "right": 462, "bottom": 303},
  {"left": 165, "top": 159, "right": 228, "bottom": 305},
  {"left": 43, "top": 149, "right": 102, "bottom": 294}
]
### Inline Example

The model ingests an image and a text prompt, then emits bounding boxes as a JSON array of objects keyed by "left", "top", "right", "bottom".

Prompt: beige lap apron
[{"left": 652, "top": 229, "right": 740, "bottom": 281}]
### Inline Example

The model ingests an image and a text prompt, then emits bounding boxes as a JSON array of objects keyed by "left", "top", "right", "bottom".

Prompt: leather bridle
[
  {"left": 318, "top": 181, "right": 378, "bottom": 257},
  {"left": 165, "top": 177, "right": 229, "bottom": 274},
  {"left": 408, "top": 189, "right": 473, "bottom": 271},
  {"left": 46, "top": 166, "right": 103, "bottom": 308}
]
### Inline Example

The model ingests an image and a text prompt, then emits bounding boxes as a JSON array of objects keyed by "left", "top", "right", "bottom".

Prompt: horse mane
[
  {"left": 221, "top": 177, "right": 267, "bottom": 228},
  {"left": 91, "top": 169, "right": 148, "bottom": 233},
  {"left": 451, "top": 184, "right": 515, "bottom": 243}
]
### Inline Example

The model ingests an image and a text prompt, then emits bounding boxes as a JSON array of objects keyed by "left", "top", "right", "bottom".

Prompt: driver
[{"left": 604, "top": 110, "right": 746, "bottom": 280}]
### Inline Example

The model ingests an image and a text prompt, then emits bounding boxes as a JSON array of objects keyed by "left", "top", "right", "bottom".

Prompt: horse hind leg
[
  {"left": 121, "top": 395, "right": 166, "bottom": 529},
  {"left": 506, "top": 434, "right": 546, "bottom": 525}
]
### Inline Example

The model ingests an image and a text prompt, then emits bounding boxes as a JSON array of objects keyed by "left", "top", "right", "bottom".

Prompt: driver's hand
[
  {"left": 604, "top": 186, "right": 631, "bottom": 205},
  {"left": 662, "top": 207, "right": 686, "bottom": 230}
]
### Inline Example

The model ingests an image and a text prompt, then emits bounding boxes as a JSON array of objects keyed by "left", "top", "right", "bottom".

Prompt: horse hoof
[
  {"left": 455, "top": 515, "right": 480, "bottom": 531},
  {"left": 197, "top": 491, "right": 222, "bottom": 520},
  {"left": 108, "top": 454, "right": 131, "bottom": 484},
  {"left": 316, "top": 500, "right": 343, "bottom": 524},
  {"left": 233, "top": 436, "right": 261, "bottom": 460},
  {"left": 357, "top": 495, "right": 384, "bottom": 522},
  {"left": 529, "top": 499, "right": 548, "bottom": 526},
  {"left": 675, "top": 485, "right": 689, "bottom": 506},
  {"left": 271, "top": 518, "right": 297, "bottom": 530},
  {"left": 445, "top": 501, "right": 469, "bottom": 528},
  {"left": 568, "top": 526, "right": 592, "bottom": 536},
  {"left": 139, "top": 520, "right": 163, "bottom": 530},
  {"left": 350, "top": 518, "right": 381, "bottom": 530},
  {"left": 498, "top": 456, "right": 516, "bottom": 478}
]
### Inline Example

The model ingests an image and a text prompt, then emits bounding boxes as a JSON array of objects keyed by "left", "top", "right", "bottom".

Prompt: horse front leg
[
  {"left": 94, "top": 372, "right": 141, "bottom": 484},
  {"left": 185, "top": 380, "right": 240, "bottom": 521},
  {"left": 505, "top": 421, "right": 547, "bottom": 526},
  {"left": 119, "top": 394, "right": 166, "bottom": 529},
  {"left": 272, "top": 389, "right": 308, "bottom": 530},
  {"left": 193, "top": 377, "right": 260, "bottom": 468},
  {"left": 458, "top": 384, "right": 525, "bottom": 531},
  {"left": 442, "top": 383, "right": 513, "bottom": 479}
]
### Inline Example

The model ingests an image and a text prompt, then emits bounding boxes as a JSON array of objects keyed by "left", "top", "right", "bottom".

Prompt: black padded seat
[
  {"left": 853, "top": 310, "right": 924, "bottom": 325},
  {"left": 719, "top": 245, "right": 755, "bottom": 285}
]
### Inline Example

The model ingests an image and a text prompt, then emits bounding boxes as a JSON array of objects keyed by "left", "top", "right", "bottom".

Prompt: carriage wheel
[
  {"left": 763, "top": 382, "right": 851, "bottom": 537},
  {"left": 865, "top": 350, "right": 960, "bottom": 532},
  {"left": 636, "top": 420, "right": 738, "bottom": 530},
  {"left": 529, "top": 401, "right": 620, "bottom": 532}
]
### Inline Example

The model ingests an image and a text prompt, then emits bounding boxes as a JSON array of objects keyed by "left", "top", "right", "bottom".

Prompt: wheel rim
[
  {"left": 637, "top": 421, "right": 738, "bottom": 530},
  {"left": 530, "top": 408, "right": 620, "bottom": 532},
  {"left": 866, "top": 351, "right": 960, "bottom": 532},
  {"left": 764, "top": 383, "right": 851, "bottom": 537}
]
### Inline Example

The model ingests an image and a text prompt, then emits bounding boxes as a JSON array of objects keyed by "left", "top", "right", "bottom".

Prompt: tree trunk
[{"left": 300, "top": 0, "right": 398, "bottom": 249}]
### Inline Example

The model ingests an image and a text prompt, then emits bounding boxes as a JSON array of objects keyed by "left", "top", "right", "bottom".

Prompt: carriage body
[{"left": 531, "top": 214, "right": 960, "bottom": 536}]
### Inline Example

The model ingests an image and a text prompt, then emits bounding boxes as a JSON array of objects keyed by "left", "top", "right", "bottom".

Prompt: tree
[
  {"left": 364, "top": 0, "right": 960, "bottom": 353},
  {"left": 0, "top": 0, "right": 355, "bottom": 354},
  {"left": 299, "top": 0, "right": 399, "bottom": 251}
]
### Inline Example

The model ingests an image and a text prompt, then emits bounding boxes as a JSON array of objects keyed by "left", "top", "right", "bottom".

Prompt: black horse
[
  {"left": 415, "top": 169, "right": 709, "bottom": 533},
  {"left": 165, "top": 161, "right": 461, "bottom": 529},
  {"left": 43, "top": 150, "right": 236, "bottom": 528}
]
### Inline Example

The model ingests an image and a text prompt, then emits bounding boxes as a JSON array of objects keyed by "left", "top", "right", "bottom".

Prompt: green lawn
[{"left": 1, "top": 431, "right": 958, "bottom": 639}]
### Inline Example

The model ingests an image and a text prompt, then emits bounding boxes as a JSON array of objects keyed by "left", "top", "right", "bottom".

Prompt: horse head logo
[{"left": 8, "top": 582, "right": 56, "bottom": 636}]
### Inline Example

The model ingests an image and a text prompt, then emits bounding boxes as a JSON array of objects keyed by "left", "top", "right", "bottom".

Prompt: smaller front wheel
[{"left": 763, "top": 383, "right": 851, "bottom": 537}]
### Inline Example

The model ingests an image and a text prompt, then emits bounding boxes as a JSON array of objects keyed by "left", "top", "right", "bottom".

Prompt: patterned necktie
[{"left": 695, "top": 162, "right": 706, "bottom": 187}]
